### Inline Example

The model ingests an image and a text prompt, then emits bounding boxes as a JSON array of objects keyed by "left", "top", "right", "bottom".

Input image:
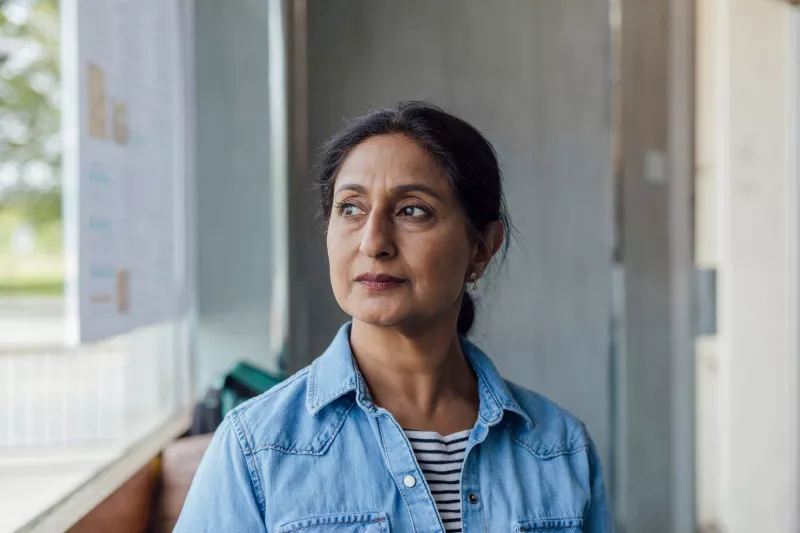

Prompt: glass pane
[
  {"left": 0, "top": 0, "right": 190, "bottom": 448},
  {"left": 0, "top": 1, "right": 192, "bottom": 529}
]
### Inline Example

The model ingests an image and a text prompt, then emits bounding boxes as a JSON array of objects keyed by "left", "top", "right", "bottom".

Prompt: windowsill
[{"left": 0, "top": 408, "right": 192, "bottom": 533}]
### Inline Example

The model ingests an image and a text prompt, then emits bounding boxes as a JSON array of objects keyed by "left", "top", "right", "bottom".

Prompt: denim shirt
[{"left": 174, "top": 323, "right": 614, "bottom": 533}]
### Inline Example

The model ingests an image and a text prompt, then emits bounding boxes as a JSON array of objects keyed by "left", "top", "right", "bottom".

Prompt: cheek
[
  {"left": 407, "top": 233, "right": 470, "bottom": 293},
  {"left": 326, "top": 225, "right": 355, "bottom": 286}
]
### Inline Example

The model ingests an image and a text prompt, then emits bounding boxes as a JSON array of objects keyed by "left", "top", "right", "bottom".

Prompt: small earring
[{"left": 469, "top": 272, "right": 479, "bottom": 291}]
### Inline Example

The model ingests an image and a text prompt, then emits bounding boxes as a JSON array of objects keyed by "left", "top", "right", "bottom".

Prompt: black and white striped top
[{"left": 404, "top": 428, "right": 471, "bottom": 533}]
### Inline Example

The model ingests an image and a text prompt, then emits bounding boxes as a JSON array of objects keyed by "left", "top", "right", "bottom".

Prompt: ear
[{"left": 469, "top": 221, "right": 504, "bottom": 278}]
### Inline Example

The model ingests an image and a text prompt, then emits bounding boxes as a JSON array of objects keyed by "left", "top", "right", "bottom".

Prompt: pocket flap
[
  {"left": 277, "top": 511, "right": 388, "bottom": 533},
  {"left": 517, "top": 517, "right": 583, "bottom": 531}
]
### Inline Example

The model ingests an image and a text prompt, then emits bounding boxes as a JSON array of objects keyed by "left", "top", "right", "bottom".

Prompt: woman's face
[{"left": 327, "top": 133, "right": 497, "bottom": 330}]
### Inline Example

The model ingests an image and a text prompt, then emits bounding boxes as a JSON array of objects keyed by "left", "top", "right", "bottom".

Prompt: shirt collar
[{"left": 306, "top": 322, "right": 533, "bottom": 430}]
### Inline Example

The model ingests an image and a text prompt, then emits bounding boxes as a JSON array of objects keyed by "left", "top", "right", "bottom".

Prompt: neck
[{"left": 349, "top": 317, "right": 479, "bottom": 434}]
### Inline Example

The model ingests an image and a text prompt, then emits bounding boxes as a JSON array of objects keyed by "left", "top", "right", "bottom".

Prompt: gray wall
[
  {"left": 194, "top": 0, "right": 279, "bottom": 391},
  {"left": 619, "top": 1, "right": 696, "bottom": 531},
  {"left": 301, "top": 0, "right": 614, "bottom": 471}
]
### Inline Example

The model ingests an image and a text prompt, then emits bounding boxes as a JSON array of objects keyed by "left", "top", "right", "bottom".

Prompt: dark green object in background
[
  {"left": 220, "top": 361, "right": 285, "bottom": 416},
  {"left": 189, "top": 361, "right": 285, "bottom": 435}
]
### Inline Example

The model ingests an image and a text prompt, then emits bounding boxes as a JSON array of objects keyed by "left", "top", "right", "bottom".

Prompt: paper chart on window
[{"left": 63, "top": 0, "right": 191, "bottom": 344}]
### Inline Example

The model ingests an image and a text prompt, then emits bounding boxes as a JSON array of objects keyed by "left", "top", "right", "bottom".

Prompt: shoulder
[
  {"left": 503, "top": 379, "right": 591, "bottom": 459},
  {"left": 225, "top": 366, "right": 354, "bottom": 457}
]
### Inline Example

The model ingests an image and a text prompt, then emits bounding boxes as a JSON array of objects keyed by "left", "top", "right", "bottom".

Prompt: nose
[{"left": 359, "top": 211, "right": 396, "bottom": 259}]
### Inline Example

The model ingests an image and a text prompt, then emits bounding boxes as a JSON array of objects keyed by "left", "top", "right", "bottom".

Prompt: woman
[{"left": 175, "top": 102, "right": 613, "bottom": 533}]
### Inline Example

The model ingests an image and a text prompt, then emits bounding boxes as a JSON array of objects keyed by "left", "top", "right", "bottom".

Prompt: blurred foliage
[
  {"left": 0, "top": 277, "right": 62, "bottom": 295},
  {"left": 0, "top": 0, "right": 61, "bottom": 227}
]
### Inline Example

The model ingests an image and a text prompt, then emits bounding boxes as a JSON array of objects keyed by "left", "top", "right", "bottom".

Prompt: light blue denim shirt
[{"left": 175, "top": 323, "right": 613, "bottom": 532}]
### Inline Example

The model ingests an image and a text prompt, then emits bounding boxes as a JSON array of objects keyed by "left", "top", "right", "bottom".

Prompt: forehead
[{"left": 335, "top": 134, "right": 447, "bottom": 190}]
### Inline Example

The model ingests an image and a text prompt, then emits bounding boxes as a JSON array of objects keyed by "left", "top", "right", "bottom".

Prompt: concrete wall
[
  {"left": 194, "top": 0, "right": 279, "bottom": 391},
  {"left": 300, "top": 0, "right": 614, "bottom": 471}
]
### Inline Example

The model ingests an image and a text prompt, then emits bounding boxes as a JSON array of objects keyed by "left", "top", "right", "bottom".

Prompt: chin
[
  {"left": 346, "top": 300, "right": 410, "bottom": 328},
  {"left": 351, "top": 309, "right": 406, "bottom": 328}
]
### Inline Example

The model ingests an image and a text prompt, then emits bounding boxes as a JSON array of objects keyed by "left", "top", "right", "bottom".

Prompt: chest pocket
[
  {"left": 276, "top": 512, "right": 388, "bottom": 533},
  {"left": 516, "top": 518, "right": 583, "bottom": 532}
]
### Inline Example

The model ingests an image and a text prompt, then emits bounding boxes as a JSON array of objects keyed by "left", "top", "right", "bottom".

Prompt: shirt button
[
  {"left": 467, "top": 493, "right": 479, "bottom": 504},
  {"left": 403, "top": 474, "right": 417, "bottom": 488}
]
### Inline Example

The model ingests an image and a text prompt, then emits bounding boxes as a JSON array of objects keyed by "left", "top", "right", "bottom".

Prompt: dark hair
[{"left": 316, "top": 101, "right": 510, "bottom": 336}]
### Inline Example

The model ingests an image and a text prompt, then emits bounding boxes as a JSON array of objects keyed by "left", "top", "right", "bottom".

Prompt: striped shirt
[{"left": 404, "top": 428, "right": 471, "bottom": 533}]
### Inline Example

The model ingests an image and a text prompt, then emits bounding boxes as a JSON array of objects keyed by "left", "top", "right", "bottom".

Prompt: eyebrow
[
  {"left": 335, "top": 183, "right": 367, "bottom": 195},
  {"left": 334, "top": 183, "right": 443, "bottom": 200}
]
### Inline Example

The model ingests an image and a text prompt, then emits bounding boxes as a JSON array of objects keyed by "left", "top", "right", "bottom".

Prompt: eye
[
  {"left": 398, "top": 205, "right": 429, "bottom": 218},
  {"left": 336, "top": 202, "right": 366, "bottom": 217}
]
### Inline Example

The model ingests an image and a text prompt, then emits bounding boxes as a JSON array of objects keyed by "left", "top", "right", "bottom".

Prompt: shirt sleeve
[
  {"left": 582, "top": 432, "right": 615, "bottom": 533},
  {"left": 173, "top": 415, "right": 267, "bottom": 533}
]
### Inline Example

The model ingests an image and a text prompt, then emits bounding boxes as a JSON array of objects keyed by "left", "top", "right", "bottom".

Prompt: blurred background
[{"left": 0, "top": 0, "right": 796, "bottom": 532}]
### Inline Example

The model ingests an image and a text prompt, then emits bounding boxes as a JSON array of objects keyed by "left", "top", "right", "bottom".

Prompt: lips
[{"left": 354, "top": 273, "right": 406, "bottom": 291}]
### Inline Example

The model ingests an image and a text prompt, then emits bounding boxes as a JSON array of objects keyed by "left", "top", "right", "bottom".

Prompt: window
[{"left": 0, "top": 2, "right": 193, "bottom": 531}]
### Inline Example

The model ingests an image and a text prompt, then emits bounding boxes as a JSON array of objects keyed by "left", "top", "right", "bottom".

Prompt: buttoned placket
[
  {"left": 459, "top": 423, "right": 489, "bottom": 533},
  {"left": 360, "top": 397, "right": 493, "bottom": 533},
  {"left": 376, "top": 413, "right": 444, "bottom": 533},
  {"left": 352, "top": 381, "right": 439, "bottom": 533},
  {"left": 349, "top": 346, "right": 510, "bottom": 533}
]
